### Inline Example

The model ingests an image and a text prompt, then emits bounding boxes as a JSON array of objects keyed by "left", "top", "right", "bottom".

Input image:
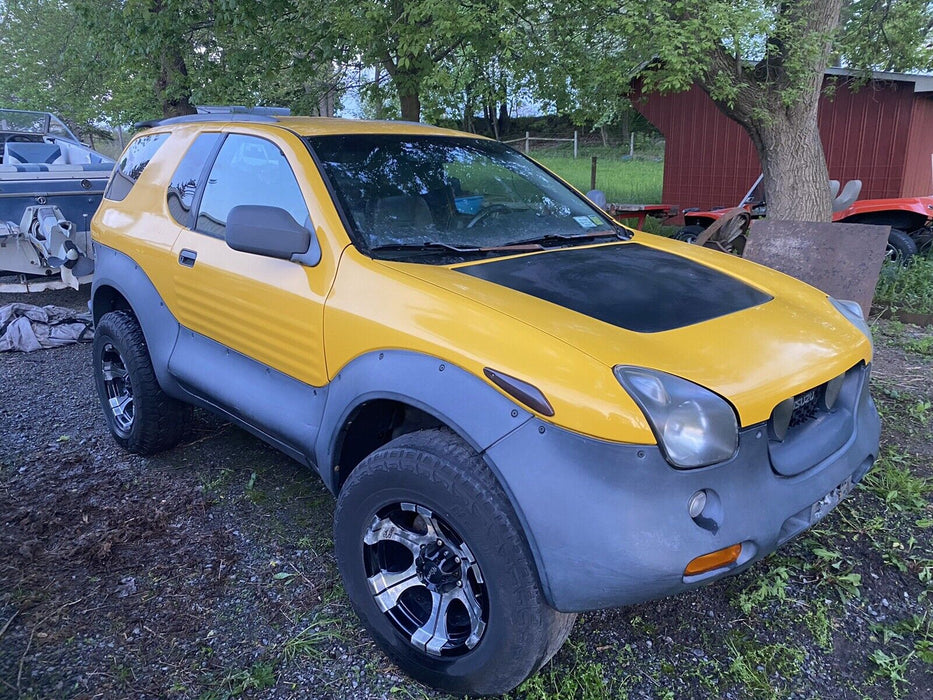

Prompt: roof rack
[{"left": 134, "top": 106, "right": 290, "bottom": 130}]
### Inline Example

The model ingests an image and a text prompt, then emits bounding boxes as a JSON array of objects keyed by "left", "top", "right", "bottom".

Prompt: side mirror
[{"left": 225, "top": 204, "right": 321, "bottom": 266}]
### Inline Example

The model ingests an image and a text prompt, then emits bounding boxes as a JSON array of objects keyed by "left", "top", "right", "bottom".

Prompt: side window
[
  {"left": 166, "top": 132, "right": 221, "bottom": 227},
  {"left": 196, "top": 134, "right": 309, "bottom": 238},
  {"left": 105, "top": 133, "right": 170, "bottom": 202}
]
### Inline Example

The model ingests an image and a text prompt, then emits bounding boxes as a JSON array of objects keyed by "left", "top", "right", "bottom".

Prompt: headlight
[
  {"left": 614, "top": 366, "right": 738, "bottom": 468},
  {"left": 829, "top": 297, "right": 872, "bottom": 348}
]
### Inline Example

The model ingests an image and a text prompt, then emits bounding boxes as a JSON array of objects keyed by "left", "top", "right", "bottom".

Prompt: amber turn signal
[{"left": 684, "top": 543, "right": 742, "bottom": 576}]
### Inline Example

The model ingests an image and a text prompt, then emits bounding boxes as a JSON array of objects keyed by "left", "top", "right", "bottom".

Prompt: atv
[{"left": 676, "top": 175, "right": 932, "bottom": 263}]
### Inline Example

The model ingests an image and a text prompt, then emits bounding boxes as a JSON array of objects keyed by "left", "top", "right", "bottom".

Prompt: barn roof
[{"left": 824, "top": 68, "right": 933, "bottom": 93}]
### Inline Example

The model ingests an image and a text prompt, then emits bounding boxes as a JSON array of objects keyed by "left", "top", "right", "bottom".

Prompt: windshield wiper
[
  {"left": 369, "top": 241, "right": 544, "bottom": 256},
  {"left": 500, "top": 230, "right": 630, "bottom": 247}
]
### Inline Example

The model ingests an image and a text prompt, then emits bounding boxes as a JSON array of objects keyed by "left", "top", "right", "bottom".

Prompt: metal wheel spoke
[
  {"left": 453, "top": 584, "right": 486, "bottom": 648},
  {"left": 364, "top": 515, "right": 430, "bottom": 556},
  {"left": 109, "top": 394, "right": 132, "bottom": 419},
  {"left": 102, "top": 361, "right": 128, "bottom": 382},
  {"left": 367, "top": 563, "right": 422, "bottom": 612},
  {"left": 411, "top": 590, "right": 456, "bottom": 656}
]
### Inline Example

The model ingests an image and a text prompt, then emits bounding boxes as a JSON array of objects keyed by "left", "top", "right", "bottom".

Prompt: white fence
[{"left": 503, "top": 131, "right": 580, "bottom": 158}]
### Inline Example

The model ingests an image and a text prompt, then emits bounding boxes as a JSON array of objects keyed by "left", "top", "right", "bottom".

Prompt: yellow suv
[{"left": 91, "top": 114, "right": 880, "bottom": 695}]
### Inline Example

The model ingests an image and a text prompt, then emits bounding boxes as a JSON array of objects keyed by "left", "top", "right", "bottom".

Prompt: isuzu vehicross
[{"left": 90, "top": 114, "right": 880, "bottom": 695}]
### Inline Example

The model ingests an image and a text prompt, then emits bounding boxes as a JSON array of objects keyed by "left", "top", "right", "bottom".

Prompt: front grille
[{"left": 789, "top": 387, "right": 821, "bottom": 428}]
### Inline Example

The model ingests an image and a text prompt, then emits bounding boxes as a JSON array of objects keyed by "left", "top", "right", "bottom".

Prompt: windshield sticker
[
  {"left": 589, "top": 215, "right": 604, "bottom": 226},
  {"left": 574, "top": 216, "right": 598, "bottom": 229}
]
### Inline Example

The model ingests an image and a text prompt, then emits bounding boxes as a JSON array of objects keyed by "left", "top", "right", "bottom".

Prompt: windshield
[
  {"left": 0, "top": 109, "right": 76, "bottom": 140},
  {"left": 305, "top": 134, "right": 618, "bottom": 260}
]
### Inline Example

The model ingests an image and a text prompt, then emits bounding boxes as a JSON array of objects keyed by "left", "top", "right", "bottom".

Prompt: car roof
[
  {"left": 137, "top": 113, "right": 479, "bottom": 140},
  {"left": 278, "top": 117, "right": 474, "bottom": 139}
]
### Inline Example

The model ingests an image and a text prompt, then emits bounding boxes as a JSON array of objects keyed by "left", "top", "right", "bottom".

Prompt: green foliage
[
  {"left": 0, "top": 0, "right": 114, "bottom": 134},
  {"left": 725, "top": 634, "right": 805, "bottom": 699},
  {"left": 861, "top": 450, "right": 931, "bottom": 514},
  {"left": 874, "top": 258, "right": 933, "bottom": 314},
  {"left": 516, "top": 641, "right": 612, "bottom": 699}
]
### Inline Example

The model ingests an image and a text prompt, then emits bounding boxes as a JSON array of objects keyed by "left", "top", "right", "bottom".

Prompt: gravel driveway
[{"left": 1, "top": 287, "right": 931, "bottom": 699}]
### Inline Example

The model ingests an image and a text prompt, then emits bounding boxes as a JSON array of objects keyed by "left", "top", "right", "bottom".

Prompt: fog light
[
  {"left": 684, "top": 543, "right": 742, "bottom": 576},
  {"left": 688, "top": 490, "right": 707, "bottom": 518}
]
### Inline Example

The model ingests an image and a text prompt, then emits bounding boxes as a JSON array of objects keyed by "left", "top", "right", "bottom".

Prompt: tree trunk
[
  {"left": 497, "top": 102, "right": 510, "bottom": 137},
  {"left": 399, "top": 89, "right": 421, "bottom": 122},
  {"left": 619, "top": 109, "right": 631, "bottom": 145},
  {"left": 157, "top": 44, "right": 194, "bottom": 118},
  {"left": 747, "top": 107, "right": 830, "bottom": 221},
  {"left": 699, "top": 0, "right": 843, "bottom": 222}
]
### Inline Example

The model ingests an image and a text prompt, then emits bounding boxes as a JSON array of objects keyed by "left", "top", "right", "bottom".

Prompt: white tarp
[{"left": 0, "top": 303, "right": 93, "bottom": 352}]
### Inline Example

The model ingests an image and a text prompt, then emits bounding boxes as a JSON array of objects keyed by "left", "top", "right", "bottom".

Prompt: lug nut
[
  {"left": 436, "top": 539, "right": 443, "bottom": 546},
  {"left": 454, "top": 556, "right": 461, "bottom": 564}
]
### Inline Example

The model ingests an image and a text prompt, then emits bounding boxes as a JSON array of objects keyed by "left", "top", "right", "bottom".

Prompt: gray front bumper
[{"left": 485, "top": 366, "right": 880, "bottom": 613}]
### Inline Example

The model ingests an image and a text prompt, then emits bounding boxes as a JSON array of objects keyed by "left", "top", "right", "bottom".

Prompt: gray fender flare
[
  {"left": 90, "top": 243, "right": 181, "bottom": 395},
  {"left": 316, "top": 350, "right": 533, "bottom": 483}
]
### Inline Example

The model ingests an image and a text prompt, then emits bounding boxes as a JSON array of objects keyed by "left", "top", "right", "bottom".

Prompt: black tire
[
  {"left": 334, "top": 429, "right": 575, "bottom": 696},
  {"left": 92, "top": 310, "right": 189, "bottom": 455},
  {"left": 675, "top": 224, "right": 705, "bottom": 243},
  {"left": 886, "top": 228, "right": 918, "bottom": 265}
]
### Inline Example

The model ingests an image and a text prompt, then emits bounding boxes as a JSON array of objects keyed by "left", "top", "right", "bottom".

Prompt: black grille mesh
[{"left": 789, "top": 387, "right": 821, "bottom": 428}]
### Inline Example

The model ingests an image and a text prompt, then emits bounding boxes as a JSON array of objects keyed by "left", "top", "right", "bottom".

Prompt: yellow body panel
[
  {"left": 95, "top": 117, "right": 872, "bottom": 445},
  {"left": 324, "top": 247, "right": 655, "bottom": 442}
]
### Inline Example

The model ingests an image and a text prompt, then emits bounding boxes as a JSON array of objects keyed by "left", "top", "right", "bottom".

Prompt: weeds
[
  {"left": 281, "top": 615, "right": 345, "bottom": 662},
  {"left": 869, "top": 613, "right": 933, "bottom": 697},
  {"left": 874, "top": 258, "right": 933, "bottom": 314},
  {"left": 861, "top": 450, "right": 931, "bottom": 513},
  {"left": 725, "top": 634, "right": 804, "bottom": 699},
  {"left": 517, "top": 641, "right": 613, "bottom": 700},
  {"left": 200, "top": 662, "right": 276, "bottom": 700}
]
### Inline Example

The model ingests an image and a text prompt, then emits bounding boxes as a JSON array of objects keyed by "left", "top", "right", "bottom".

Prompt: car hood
[{"left": 392, "top": 236, "right": 871, "bottom": 427}]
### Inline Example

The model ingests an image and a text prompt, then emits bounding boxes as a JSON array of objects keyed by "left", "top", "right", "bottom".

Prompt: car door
[{"left": 167, "top": 129, "right": 333, "bottom": 455}]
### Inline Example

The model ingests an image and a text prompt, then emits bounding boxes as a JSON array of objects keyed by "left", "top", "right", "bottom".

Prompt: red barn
[{"left": 633, "top": 69, "right": 933, "bottom": 213}]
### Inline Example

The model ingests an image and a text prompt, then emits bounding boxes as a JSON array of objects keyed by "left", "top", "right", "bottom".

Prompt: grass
[
  {"left": 533, "top": 148, "right": 664, "bottom": 204},
  {"left": 874, "top": 258, "right": 933, "bottom": 314}
]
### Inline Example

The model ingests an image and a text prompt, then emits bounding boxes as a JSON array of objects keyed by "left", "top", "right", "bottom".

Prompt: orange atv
[{"left": 676, "top": 176, "right": 932, "bottom": 263}]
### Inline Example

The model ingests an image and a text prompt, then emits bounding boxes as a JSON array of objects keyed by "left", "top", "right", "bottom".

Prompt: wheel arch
[
  {"left": 91, "top": 283, "right": 133, "bottom": 326},
  {"left": 837, "top": 210, "right": 927, "bottom": 232},
  {"left": 91, "top": 243, "right": 182, "bottom": 393},
  {"left": 319, "top": 350, "right": 533, "bottom": 493}
]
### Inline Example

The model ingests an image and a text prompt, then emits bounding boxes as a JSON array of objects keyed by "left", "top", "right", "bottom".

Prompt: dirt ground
[{"left": 1, "top": 287, "right": 931, "bottom": 700}]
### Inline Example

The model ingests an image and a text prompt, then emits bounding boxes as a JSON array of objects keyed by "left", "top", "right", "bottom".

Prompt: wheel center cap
[{"left": 417, "top": 539, "right": 461, "bottom": 591}]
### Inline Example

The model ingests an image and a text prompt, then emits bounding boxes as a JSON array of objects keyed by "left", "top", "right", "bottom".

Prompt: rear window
[
  {"left": 167, "top": 132, "right": 222, "bottom": 227},
  {"left": 105, "top": 133, "right": 170, "bottom": 201}
]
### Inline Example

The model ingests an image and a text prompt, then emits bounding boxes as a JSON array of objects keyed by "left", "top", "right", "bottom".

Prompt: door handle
[{"left": 178, "top": 249, "right": 197, "bottom": 267}]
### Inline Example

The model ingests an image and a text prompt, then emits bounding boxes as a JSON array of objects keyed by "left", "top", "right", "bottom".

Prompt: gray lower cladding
[{"left": 485, "top": 367, "right": 880, "bottom": 613}]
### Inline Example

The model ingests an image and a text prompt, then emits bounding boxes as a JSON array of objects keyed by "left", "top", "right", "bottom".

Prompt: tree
[
  {"left": 0, "top": 0, "right": 114, "bottom": 136},
  {"left": 306, "top": 0, "right": 508, "bottom": 122},
  {"left": 536, "top": 0, "right": 933, "bottom": 221}
]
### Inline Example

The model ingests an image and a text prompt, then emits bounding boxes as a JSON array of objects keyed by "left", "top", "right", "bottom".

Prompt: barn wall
[
  {"left": 634, "top": 84, "right": 760, "bottom": 212},
  {"left": 635, "top": 76, "right": 919, "bottom": 211},
  {"left": 819, "top": 78, "right": 914, "bottom": 199},
  {"left": 902, "top": 95, "right": 933, "bottom": 196}
]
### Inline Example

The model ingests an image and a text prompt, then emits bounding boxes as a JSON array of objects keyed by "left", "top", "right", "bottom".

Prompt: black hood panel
[{"left": 457, "top": 243, "right": 772, "bottom": 333}]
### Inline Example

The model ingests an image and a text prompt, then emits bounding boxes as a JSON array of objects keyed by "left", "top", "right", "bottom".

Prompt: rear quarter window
[
  {"left": 104, "top": 132, "right": 170, "bottom": 202},
  {"left": 167, "top": 132, "right": 221, "bottom": 227}
]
